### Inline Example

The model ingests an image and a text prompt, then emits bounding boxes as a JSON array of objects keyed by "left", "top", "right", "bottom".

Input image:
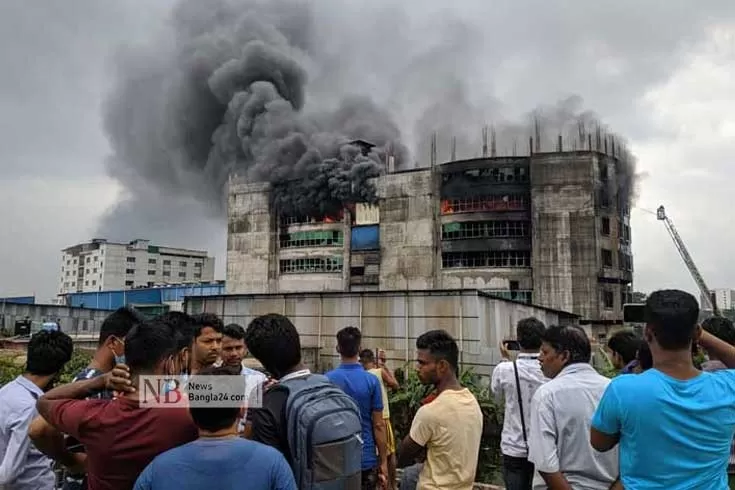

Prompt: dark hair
[
  {"left": 26, "top": 330, "right": 74, "bottom": 375},
  {"left": 702, "top": 316, "right": 735, "bottom": 346},
  {"left": 359, "top": 348, "right": 375, "bottom": 364},
  {"left": 244, "top": 314, "right": 301, "bottom": 378},
  {"left": 516, "top": 317, "right": 545, "bottom": 350},
  {"left": 607, "top": 330, "right": 641, "bottom": 364},
  {"left": 124, "top": 320, "right": 178, "bottom": 372},
  {"left": 223, "top": 324, "right": 245, "bottom": 341},
  {"left": 189, "top": 365, "right": 243, "bottom": 432},
  {"left": 637, "top": 342, "right": 653, "bottom": 371},
  {"left": 336, "top": 327, "right": 361, "bottom": 358},
  {"left": 191, "top": 313, "right": 225, "bottom": 338},
  {"left": 157, "top": 311, "right": 195, "bottom": 351},
  {"left": 98, "top": 307, "right": 145, "bottom": 345},
  {"left": 416, "top": 329, "right": 459, "bottom": 372},
  {"left": 541, "top": 325, "right": 591, "bottom": 364},
  {"left": 644, "top": 290, "right": 699, "bottom": 350}
]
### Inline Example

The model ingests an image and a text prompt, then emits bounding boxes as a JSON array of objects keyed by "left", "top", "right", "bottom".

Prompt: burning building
[{"left": 227, "top": 136, "right": 634, "bottom": 338}]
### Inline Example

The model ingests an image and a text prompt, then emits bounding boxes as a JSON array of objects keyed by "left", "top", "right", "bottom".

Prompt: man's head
[
  {"left": 336, "top": 326, "right": 361, "bottom": 359},
  {"left": 190, "top": 313, "right": 224, "bottom": 368},
  {"left": 415, "top": 330, "right": 459, "bottom": 386},
  {"left": 359, "top": 348, "right": 376, "bottom": 369},
  {"left": 157, "top": 311, "right": 195, "bottom": 375},
  {"left": 98, "top": 307, "right": 145, "bottom": 366},
  {"left": 244, "top": 314, "right": 301, "bottom": 379},
  {"left": 606, "top": 330, "right": 641, "bottom": 369},
  {"left": 516, "top": 317, "right": 545, "bottom": 352},
  {"left": 188, "top": 365, "right": 243, "bottom": 435},
  {"left": 539, "top": 325, "right": 591, "bottom": 379},
  {"left": 124, "top": 320, "right": 178, "bottom": 376},
  {"left": 26, "top": 330, "right": 74, "bottom": 384},
  {"left": 221, "top": 324, "right": 247, "bottom": 368},
  {"left": 701, "top": 316, "right": 735, "bottom": 358},
  {"left": 644, "top": 290, "right": 700, "bottom": 352}
]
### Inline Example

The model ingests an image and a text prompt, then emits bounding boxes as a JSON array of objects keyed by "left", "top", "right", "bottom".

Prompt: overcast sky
[{"left": 1, "top": 0, "right": 734, "bottom": 303}]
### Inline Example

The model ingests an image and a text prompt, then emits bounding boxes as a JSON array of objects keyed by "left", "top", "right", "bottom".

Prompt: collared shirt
[
  {"left": 0, "top": 376, "right": 56, "bottom": 490},
  {"left": 491, "top": 354, "right": 548, "bottom": 458},
  {"left": 238, "top": 366, "right": 267, "bottom": 432},
  {"left": 528, "top": 363, "right": 618, "bottom": 490}
]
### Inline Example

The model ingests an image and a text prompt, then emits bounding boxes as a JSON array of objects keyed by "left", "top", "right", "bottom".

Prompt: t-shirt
[
  {"left": 44, "top": 396, "right": 198, "bottom": 490},
  {"left": 592, "top": 368, "right": 735, "bottom": 489},
  {"left": 409, "top": 388, "right": 483, "bottom": 490},
  {"left": 368, "top": 368, "right": 390, "bottom": 419},
  {"left": 326, "top": 363, "right": 383, "bottom": 470},
  {"left": 133, "top": 438, "right": 296, "bottom": 490},
  {"left": 250, "top": 388, "right": 292, "bottom": 465}
]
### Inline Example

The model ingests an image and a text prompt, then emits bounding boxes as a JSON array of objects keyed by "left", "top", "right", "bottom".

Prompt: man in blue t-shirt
[
  {"left": 134, "top": 365, "right": 295, "bottom": 490},
  {"left": 591, "top": 289, "right": 735, "bottom": 489},
  {"left": 326, "top": 327, "right": 388, "bottom": 490}
]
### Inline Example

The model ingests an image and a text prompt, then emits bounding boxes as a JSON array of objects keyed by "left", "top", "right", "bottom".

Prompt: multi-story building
[
  {"left": 227, "top": 149, "right": 633, "bottom": 335},
  {"left": 702, "top": 289, "right": 735, "bottom": 312},
  {"left": 58, "top": 239, "right": 215, "bottom": 295}
]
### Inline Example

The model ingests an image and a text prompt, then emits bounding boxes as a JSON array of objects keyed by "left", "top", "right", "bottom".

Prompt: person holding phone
[{"left": 491, "top": 318, "right": 548, "bottom": 490}]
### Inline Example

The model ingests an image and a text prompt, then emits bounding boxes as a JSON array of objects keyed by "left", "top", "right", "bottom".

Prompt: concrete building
[
  {"left": 702, "top": 289, "right": 735, "bottom": 311},
  {"left": 59, "top": 239, "right": 215, "bottom": 296},
  {"left": 227, "top": 149, "right": 633, "bottom": 337}
]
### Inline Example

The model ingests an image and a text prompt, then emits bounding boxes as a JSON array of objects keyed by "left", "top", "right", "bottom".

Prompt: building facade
[
  {"left": 702, "top": 289, "right": 735, "bottom": 312},
  {"left": 59, "top": 239, "right": 215, "bottom": 296},
  {"left": 227, "top": 150, "right": 633, "bottom": 333}
]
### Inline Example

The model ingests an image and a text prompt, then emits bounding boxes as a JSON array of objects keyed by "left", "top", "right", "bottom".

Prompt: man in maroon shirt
[{"left": 37, "top": 319, "right": 198, "bottom": 490}]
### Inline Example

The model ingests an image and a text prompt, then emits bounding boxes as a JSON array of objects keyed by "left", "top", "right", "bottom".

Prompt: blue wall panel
[
  {"left": 65, "top": 283, "right": 226, "bottom": 310},
  {"left": 0, "top": 296, "right": 35, "bottom": 305},
  {"left": 351, "top": 225, "right": 380, "bottom": 251}
]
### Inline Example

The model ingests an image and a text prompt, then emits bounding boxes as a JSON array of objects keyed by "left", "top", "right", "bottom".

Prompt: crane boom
[{"left": 656, "top": 206, "right": 719, "bottom": 315}]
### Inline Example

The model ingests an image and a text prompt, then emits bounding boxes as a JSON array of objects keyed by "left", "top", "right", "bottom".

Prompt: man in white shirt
[
  {"left": 528, "top": 325, "right": 618, "bottom": 490},
  {"left": 491, "top": 317, "right": 548, "bottom": 490}
]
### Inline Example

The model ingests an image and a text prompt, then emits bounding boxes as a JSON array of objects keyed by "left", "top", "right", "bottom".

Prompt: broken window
[
  {"left": 440, "top": 194, "right": 528, "bottom": 214},
  {"left": 618, "top": 252, "right": 633, "bottom": 271},
  {"left": 281, "top": 211, "right": 344, "bottom": 226},
  {"left": 441, "top": 220, "right": 529, "bottom": 240},
  {"left": 280, "top": 230, "right": 344, "bottom": 249},
  {"left": 280, "top": 256, "right": 344, "bottom": 274},
  {"left": 442, "top": 166, "right": 530, "bottom": 184},
  {"left": 601, "top": 217, "right": 610, "bottom": 236},
  {"left": 601, "top": 249, "right": 613, "bottom": 268},
  {"left": 441, "top": 251, "right": 531, "bottom": 269},
  {"left": 602, "top": 290, "right": 614, "bottom": 309}
]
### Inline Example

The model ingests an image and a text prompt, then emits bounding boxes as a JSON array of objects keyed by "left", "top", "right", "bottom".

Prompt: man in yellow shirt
[
  {"left": 397, "top": 330, "right": 483, "bottom": 490},
  {"left": 360, "top": 349, "right": 400, "bottom": 489}
]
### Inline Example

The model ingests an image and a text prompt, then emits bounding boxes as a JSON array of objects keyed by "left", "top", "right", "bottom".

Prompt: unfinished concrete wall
[
  {"left": 226, "top": 180, "right": 276, "bottom": 294},
  {"left": 377, "top": 169, "right": 437, "bottom": 290}
]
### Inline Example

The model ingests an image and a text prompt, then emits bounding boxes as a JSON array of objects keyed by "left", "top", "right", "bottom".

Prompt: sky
[{"left": 1, "top": 0, "right": 734, "bottom": 303}]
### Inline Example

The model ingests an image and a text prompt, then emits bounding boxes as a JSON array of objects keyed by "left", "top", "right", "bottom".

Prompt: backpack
[{"left": 280, "top": 373, "right": 363, "bottom": 490}]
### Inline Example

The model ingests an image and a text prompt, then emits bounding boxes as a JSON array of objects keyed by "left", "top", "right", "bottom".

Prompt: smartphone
[{"left": 503, "top": 340, "right": 521, "bottom": 351}]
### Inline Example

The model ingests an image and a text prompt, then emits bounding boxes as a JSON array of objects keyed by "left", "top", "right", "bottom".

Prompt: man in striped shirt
[{"left": 28, "top": 307, "right": 144, "bottom": 490}]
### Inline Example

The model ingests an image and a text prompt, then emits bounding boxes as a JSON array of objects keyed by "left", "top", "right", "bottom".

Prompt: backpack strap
[{"left": 512, "top": 359, "right": 528, "bottom": 446}]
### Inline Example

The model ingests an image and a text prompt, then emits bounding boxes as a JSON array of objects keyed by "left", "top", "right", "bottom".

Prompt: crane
[{"left": 656, "top": 205, "right": 720, "bottom": 316}]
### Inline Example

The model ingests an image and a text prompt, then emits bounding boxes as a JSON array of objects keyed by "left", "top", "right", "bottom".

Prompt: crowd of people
[{"left": 2, "top": 287, "right": 735, "bottom": 489}]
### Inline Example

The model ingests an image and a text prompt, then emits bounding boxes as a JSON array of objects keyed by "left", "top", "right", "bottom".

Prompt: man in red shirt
[{"left": 36, "top": 319, "right": 198, "bottom": 490}]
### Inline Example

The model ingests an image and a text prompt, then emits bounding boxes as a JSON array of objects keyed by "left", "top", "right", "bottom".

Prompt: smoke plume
[{"left": 98, "top": 0, "right": 638, "bottom": 244}]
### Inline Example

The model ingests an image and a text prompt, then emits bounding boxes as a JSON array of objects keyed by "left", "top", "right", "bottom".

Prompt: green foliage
[
  {"left": 389, "top": 365, "right": 504, "bottom": 485},
  {"left": 0, "top": 349, "right": 94, "bottom": 387}
]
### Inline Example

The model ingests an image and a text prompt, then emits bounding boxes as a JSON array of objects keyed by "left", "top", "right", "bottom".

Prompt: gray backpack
[{"left": 280, "top": 373, "right": 363, "bottom": 490}]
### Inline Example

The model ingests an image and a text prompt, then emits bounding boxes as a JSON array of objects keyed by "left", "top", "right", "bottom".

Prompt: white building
[
  {"left": 702, "top": 289, "right": 735, "bottom": 311},
  {"left": 58, "top": 239, "right": 215, "bottom": 295}
]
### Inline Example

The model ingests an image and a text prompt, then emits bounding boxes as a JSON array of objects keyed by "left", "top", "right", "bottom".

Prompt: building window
[
  {"left": 92, "top": 280, "right": 96, "bottom": 286},
  {"left": 125, "top": 268, "right": 135, "bottom": 274},
  {"left": 148, "top": 270, "right": 156, "bottom": 276},
  {"left": 148, "top": 258, "right": 156, "bottom": 264},
  {"left": 163, "top": 271, "right": 171, "bottom": 277},
  {"left": 601, "top": 217, "right": 610, "bottom": 236},
  {"left": 442, "top": 220, "right": 529, "bottom": 240},
  {"left": 601, "top": 249, "right": 613, "bottom": 268},
  {"left": 280, "top": 230, "right": 344, "bottom": 249},
  {"left": 86, "top": 257, "right": 91, "bottom": 264},
  {"left": 85, "top": 280, "right": 89, "bottom": 286},
  {"left": 179, "top": 272, "right": 186, "bottom": 278},
  {"left": 93, "top": 268, "right": 97, "bottom": 273},
  {"left": 127, "top": 257, "right": 136, "bottom": 263},
  {"left": 441, "top": 194, "right": 527, "bottom": 214},
  {"left": 602, "top": 290, "right": 614, "bottom": 309},
  {"left": 280, "top": 256, "right": 344, "bottom": 274},
  {"left": 442, "top": 166, "right": 529, "bottom": 184},
  {"left": 441, "top": 251, "right": 531, "bottom": 269},
  {"left": 194, "top": 273, "right": 201, "bottom": 279},
  {"left": 163, "top": 260, "right": 171, "bottom": 266},
  {"left": 125, "top": 280, "right": 134, "bottom": 286},
  {"left": 179, "top": 261, "right": 187, "bottom": 267},
  {"left": 85, "top": 269, "right": 90, "bottom": 275},
  {"left": 618, "top": 251, "right": 633, "bottom": 272},
  {"left": 195, "top": 262, "right": 202, "bottom": 268}
]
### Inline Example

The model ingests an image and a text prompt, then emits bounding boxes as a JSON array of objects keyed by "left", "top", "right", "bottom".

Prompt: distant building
[
  {"left": 58, "top": 239, "right": 215, "bottom": 296},
  {"left": 702, "top": 289, "right": 735, "bottom": 311}
]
